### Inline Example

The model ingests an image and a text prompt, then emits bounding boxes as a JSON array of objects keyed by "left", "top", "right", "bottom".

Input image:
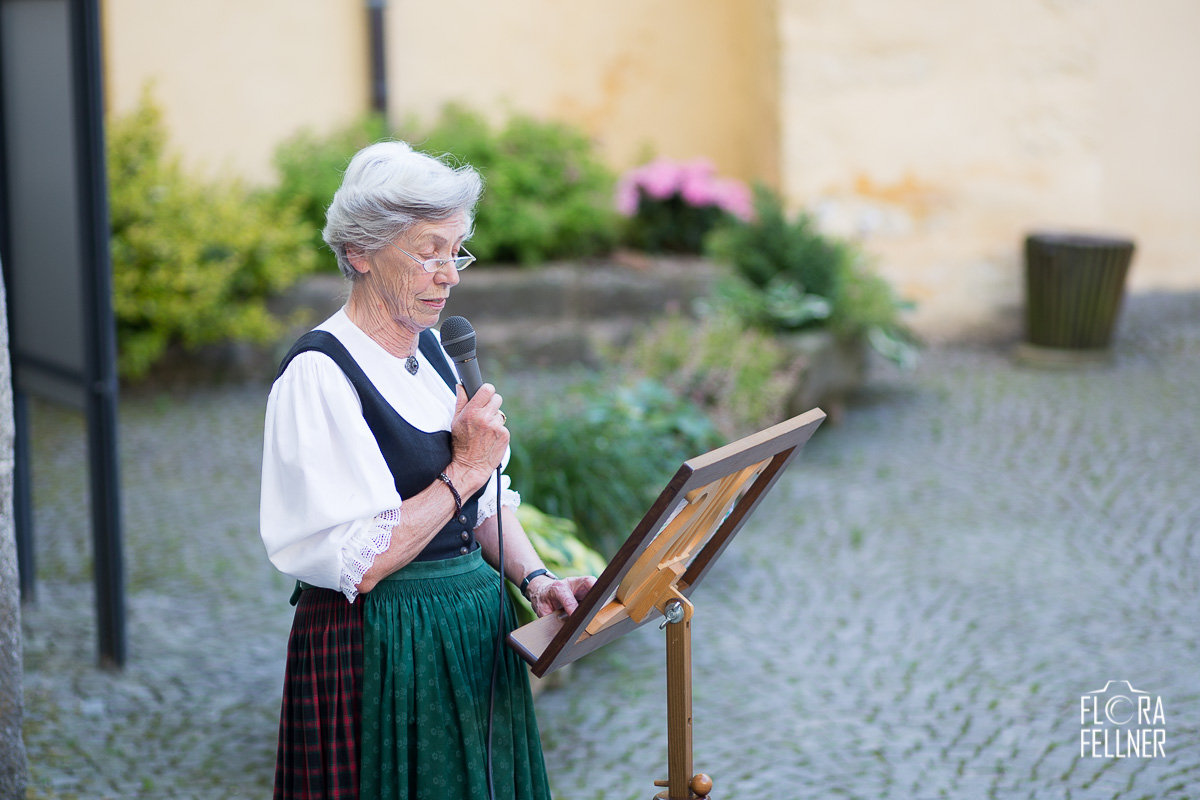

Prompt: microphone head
[{"left": 439, "top": 315, "right": 477, "bottom": 362}]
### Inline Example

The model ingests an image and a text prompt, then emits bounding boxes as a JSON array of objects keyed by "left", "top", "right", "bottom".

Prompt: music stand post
[
  {"left": 509, "top": 409, "right": 826, "bottom": 799},
  {"left": 657, "top": 596, "right": 706, "bottom": 800}
]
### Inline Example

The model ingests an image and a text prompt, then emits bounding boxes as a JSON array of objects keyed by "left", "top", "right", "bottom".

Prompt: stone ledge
[
  {"left": 161, "top": 257, "right": 869, "bottom": 420},
  {"left": 274, "top": 256, "right": 720, "bottom": 370},
  {"left": 781, "top": 331, "right": 868, "bottom": 423}
]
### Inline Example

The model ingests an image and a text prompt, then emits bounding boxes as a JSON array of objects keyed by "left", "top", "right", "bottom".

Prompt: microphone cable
[
  {"left": 486, "top": 464, "right": 503, "bottom": 800},
  {"left": 440, "top": 316, "right": 505, "bottom": 800}
]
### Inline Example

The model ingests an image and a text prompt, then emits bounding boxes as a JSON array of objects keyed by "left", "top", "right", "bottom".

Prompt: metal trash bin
[{"left": 1022, "top": 232, "right": 1135, "bottom": 358}]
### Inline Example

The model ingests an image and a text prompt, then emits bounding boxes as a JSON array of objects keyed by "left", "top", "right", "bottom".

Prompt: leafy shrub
[
  {"left": 272, "top": 114, "right": 388, "bottom": 268},
  {"left": 269, "top": 106, "right": 619, "bottom": 268},
  {"left": 409, "top": 106, "right": 619, "bottom": 265},
  {"left": 706, "top": 185, "right": 918, "bottom": 365},
  {"left": 506, "top": 378, "right": 723, "bottom": 557},
  {"left": 109, "top": 93, "right": 317, "bottom": 378},
  {"left": 618, "top": 312, "right": 803, "bottom": 439},
  {"left": 616, "top": 157, "right": 752, "bottom": 254}
]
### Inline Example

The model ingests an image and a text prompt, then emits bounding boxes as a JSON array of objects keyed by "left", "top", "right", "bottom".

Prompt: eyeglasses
[{"left": 391, "top": 242, "right": 476, "bottom": 272}]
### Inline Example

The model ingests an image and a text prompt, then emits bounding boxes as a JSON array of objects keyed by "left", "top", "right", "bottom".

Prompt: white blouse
[{"left": 260, "top": 309, "right": 519, "bottom": 603}]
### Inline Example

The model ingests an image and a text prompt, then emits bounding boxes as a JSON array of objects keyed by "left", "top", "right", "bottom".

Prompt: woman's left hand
[{"left": 527, "top": 575, "right": 597, "bottom": 618}]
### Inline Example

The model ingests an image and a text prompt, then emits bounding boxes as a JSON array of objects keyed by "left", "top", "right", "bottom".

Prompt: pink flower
[
  {"left": 711, "top": 178, "right": 753, "bottom": 221},
  {"left": 679, "top": 158, "right": 719, "bottom": 207},
  {"left": 637, "top": 158, "right": 683, "bottom": 200},
  {"left": 615, "top": 156, "right": 754, "bottom": 220},
  {"left": 615, "top": 159, "right": 681, "bottom": 214}
]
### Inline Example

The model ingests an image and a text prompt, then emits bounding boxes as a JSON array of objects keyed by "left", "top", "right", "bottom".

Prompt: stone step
[{"left": 276, "top": 256, "right": 720, "bottom": 369}]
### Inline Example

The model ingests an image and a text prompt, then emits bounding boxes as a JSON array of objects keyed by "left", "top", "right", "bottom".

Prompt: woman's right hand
[{"left": 448, "top": 383, "right": 510, "bottom": 493}]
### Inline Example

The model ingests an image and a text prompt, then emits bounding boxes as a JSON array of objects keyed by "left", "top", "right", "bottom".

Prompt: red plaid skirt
[{"left": 274, "top": 587, "right": 363, "bottom": 800}]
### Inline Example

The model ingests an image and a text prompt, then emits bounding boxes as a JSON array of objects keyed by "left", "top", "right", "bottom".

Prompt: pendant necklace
[{"left": 405, "top": 355, "right": 419, "bottom": 375}]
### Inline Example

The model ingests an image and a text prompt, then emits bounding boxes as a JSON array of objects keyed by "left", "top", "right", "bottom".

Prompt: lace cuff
[
  {"left": 339, "top": 507, "right": 399, "bottom": 602},
  {"left": 475, "top": 487, "right": 520, "bottom": 528}
]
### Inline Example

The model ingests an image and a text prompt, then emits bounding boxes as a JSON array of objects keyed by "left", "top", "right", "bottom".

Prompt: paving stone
[
  {"left": 535, "top": 292, "right": 1200, "bottom": 800},
  {"left": 19, "top": 291, "right": 1200, "bottom": 798}
]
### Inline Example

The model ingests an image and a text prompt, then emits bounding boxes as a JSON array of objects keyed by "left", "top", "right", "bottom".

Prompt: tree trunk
[{"left": 0, "top": 266, "right": 29, "bottom": 797}]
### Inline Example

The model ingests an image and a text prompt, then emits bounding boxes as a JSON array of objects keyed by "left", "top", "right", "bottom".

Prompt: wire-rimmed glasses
[{"left": 391, "top": 242, "right": 476, "bottom": 272}]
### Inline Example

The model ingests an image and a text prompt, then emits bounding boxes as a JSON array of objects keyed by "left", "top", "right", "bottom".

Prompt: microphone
[{"left": 439, "top": 315, "right": 483, "bottom": 398}]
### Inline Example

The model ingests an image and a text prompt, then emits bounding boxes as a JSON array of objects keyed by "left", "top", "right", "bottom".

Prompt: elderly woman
[{"left": 260, "top": 141, "right": 595, "bottom": 800}]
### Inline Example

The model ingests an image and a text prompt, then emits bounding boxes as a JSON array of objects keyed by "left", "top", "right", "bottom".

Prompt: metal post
[
  {"left": 658, "top": 598, "right": 697, "bottom": 800},
  {"left": 73, "top": 0, "right": 124, "bottom": 668},
  {"left": 86, "top": 380, "right": 123, "bottom": 668},
  {"left": 367, "top": 0, "right": 388, "bottom": 119}
]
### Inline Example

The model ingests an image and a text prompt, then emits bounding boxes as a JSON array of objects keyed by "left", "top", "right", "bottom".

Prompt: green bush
[
  {"left": 269, "top": 106, "right": 619, "bottom": 268},
  {"left": 506, "top": 378, "right": 723, "bottom": 557},
  {"left": 618, "top": 312, "right": 802, "bottom": 439},
  {"left": 706, "top": 185, "right": 918, "bottom": 365},
  {"left": 409, "top": 106, "right": 619, "bottom": 265},
  {"left": 109, "top": 93, "right": 316, "bottom": 378},
  {"left": 623, "top": 194, "right": 727, "bottom": 254},
  {"left": 271, "top": 114, "right": 388, "bottom": 269}
]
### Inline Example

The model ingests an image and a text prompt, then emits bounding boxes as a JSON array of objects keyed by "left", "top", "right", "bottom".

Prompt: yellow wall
[
  {"left": 100, "top": 0, "right": 1199, "bottom": 337},
  {"left": 1095, "top": 0, "right": 1200, "bottom": 294},
  {"left": 102, "top": 0, "right": 370, "bottom": 183},
  {"left": 101, "top": 0, "right": 778, "bottom": 187},
  {"left": 777, "top": 0, "right": 1200, "bottom": 337},
  {"left": 385, "top": 0, "right": 779, "bottom": 184}
]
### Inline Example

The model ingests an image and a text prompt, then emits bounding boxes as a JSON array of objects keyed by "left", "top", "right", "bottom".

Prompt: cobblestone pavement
[{"left": 19, "top": 292, "right": 1200, "bottom": 799}]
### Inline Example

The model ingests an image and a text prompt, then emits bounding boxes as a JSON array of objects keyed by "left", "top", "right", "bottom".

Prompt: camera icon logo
[
  {"left": 1082, "top": 680, "right": 1147, "bottom": 725},
  {"left": 1079, "top": 680, "right": 1166, "bottom": 759}
]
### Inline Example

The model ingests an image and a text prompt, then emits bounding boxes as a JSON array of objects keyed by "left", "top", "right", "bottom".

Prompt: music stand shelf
[{"left": 509, "top": 408, "right": 826, "bottom": 799}]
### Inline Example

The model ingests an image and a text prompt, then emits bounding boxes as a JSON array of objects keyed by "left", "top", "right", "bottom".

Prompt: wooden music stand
[{"left": 509, "top": 408, "right": 826, "bottom": 799}]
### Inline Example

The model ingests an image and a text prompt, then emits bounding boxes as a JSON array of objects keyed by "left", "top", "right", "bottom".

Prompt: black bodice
[{"left": 275, "top": 329, "right": 483, "bottom": 561}]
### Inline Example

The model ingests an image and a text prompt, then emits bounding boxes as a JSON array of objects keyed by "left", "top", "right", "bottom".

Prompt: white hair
[{"left": 322, "top": 141, "right": 483, "bottom": 279}]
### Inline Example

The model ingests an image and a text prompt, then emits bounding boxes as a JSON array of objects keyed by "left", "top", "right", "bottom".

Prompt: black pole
[
  {"left": 367, "top": 0, "right": 388, "bottom": 118},
  {"left": 72, "top": 0, "right": 125, "bottom": 669}
]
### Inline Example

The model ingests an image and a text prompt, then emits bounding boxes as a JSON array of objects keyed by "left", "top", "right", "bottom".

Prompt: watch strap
[{"left": 520, "top": 568, "right": 557, "bottom": 598}]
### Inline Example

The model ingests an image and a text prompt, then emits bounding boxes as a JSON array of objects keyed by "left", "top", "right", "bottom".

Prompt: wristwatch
[{"left": 520, "top": 568, "right": 558, "bottom": 599}]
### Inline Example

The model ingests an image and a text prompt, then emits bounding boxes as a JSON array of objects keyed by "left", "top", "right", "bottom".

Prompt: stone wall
[
  {"left": 270, "top": 258, "right": 866, "bottom": 421},
  {"left": 279, "top": 257, "right": 720, "bottom": 372},
  {"left": 0, "top": 271, "right": 28, "bottom": 797},
  {"left": 778, "top": 0, "right": 1200, "bottom": 339}
]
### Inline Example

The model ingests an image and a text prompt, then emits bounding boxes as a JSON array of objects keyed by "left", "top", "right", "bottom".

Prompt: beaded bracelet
[{"left": 437, "top": 472, "right": 463, "bottom": 512}]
